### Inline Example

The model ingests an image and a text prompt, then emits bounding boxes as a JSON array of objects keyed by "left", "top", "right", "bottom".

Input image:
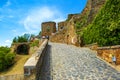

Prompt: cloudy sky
[{"left": 0, "top": 0, "right": 87, "bottom": 47}]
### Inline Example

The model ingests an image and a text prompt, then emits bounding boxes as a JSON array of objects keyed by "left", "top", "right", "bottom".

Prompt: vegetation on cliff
[
  {"left": 82, "top": 0, "right": 120, "bottom": 46},
  {"left": 13, "top": 34, "right": 31, "bottom": 43},
  {"left": 0, "top": 47, "right": 15, "bottom": 71}
]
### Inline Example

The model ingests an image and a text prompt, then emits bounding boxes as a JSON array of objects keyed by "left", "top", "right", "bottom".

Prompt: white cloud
[
  {"left": 5, "top": 40, "right": 12, "bottom": 47},
  {"left": 5, "top": 40, "right": 12, "bottom": 43},
  {"left": 12, "top": 29, "right": 17, "bottom": 33},
  {"left": 21, "top": 6, "right": 65, "bottom": 33},
  {"left": 0, "top": 40, "right": 12, "bottom": 47},
  {"left": 8, "top": 15, "right": 14, "bottom": 18}
]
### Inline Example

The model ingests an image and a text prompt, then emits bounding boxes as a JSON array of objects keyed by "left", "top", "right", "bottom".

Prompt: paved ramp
[{"left": 39, "top": 42, "right": 120, "bottom": 80}]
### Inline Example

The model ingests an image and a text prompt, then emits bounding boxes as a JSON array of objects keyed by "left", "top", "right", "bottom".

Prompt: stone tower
[
  {"left": 58, "top": 21, "right": 67, "bottom": 31},
  {"left": 41, "top": 21, "right": 56, "bottom": 36}
]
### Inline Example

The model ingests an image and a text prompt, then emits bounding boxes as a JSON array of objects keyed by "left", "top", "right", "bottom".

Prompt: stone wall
[
  {"left": 41, "top": 21, "right": 56, "bottom": 36},
  {"left": 50, "top": 29, "right": 67, "bottom": 43},
  {"left": 58, "top": 21, "right": 67, "bottom": 31},
  {"left": 24, "top": 39, "right": 48, "bottom": 79},
  {"left": 97, "top": 45, "right": 120, "bottom": 65}
]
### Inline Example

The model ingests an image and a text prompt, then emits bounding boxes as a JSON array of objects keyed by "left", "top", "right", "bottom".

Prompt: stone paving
[{"left": 40, "top": 42, "right": 120, "bottom": 80}]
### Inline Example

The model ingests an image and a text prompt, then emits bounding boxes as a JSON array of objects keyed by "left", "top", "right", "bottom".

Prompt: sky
[{"left": 0, "top": 0, "right": 87, "bottom": 47}]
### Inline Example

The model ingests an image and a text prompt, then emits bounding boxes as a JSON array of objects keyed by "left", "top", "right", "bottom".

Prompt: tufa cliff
[
  {"left": 83, "top": 0, "right": 120, "bottom": 46},
  {"left": 50, "top": 0, "right": 106, "bottom": 46}
]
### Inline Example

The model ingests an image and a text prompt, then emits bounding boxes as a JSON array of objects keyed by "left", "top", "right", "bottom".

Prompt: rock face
[
  {"left": 50, "top": 0, "right": 106, "bottom": 46},
  {"left": 41, "top": 21, "right": 56, "bottom": 36}
]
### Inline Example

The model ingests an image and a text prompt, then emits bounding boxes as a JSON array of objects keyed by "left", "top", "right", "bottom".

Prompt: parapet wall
[
  {"left": 24, "top": 39, "right": 48, "bottom": 79},
  {"left": 97, "top": 45, "right": 120, "bottom": 65}
]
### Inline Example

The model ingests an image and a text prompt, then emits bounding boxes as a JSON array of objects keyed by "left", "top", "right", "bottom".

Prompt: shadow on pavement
[{"left": 39, "top": 45, "right": 52, "bottom": 80}]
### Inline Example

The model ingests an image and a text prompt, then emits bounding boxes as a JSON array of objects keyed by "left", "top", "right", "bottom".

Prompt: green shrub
[
  {"left": 30, "top": 40, "right": 39, "bottom": 47},
  {"left": 82, "top": 0, "right": 120, "bottom": 46},
  {"left": 0, "top": 47, "right": 15, "bottom": 71}
]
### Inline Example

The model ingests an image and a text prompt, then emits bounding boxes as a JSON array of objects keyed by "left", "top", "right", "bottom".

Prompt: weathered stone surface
[
  {"left": 97, "top": 45, "right": 120, "bottom": 65},
  {"left": 50, "top": 0, "right": 106, "bottom": 47},
  {"left": 24, "top": 39, "right": 48, "bottom": 78},
  {"left": 58, "top": 21, "right": 67, "bottom": 31},
  {"left": 47, "top": 42, "right": 120, "bottom": 80},
  {"left": 41, "top": 21, "right": 56, "bottom": 36}
]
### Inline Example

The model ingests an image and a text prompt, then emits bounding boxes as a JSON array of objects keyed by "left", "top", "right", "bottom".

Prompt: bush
[
  {"left": 0, "top": 47, "right": 15, "bottom": 71},
  {"left": 30, "top": 40, "right": 39, "bottom": 47},
  {"left": 82, "top": 0, "right": 120, "bottom": 46}
]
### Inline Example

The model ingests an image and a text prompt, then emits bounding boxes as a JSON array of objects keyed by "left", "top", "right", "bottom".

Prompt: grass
[
  {"left": 0, "top": 54, "right": 31, "bottom": 76},
  {"left": 0, "top": 47, "right": 39, "bottom": 76}
]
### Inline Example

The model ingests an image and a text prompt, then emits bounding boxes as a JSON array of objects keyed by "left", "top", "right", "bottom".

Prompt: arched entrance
[{"left": 16, "top": 44, "right": 30, "bottom": 55}]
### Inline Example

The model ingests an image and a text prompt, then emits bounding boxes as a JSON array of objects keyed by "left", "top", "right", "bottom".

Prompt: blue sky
[{"left": 0, "top": 0, "right": 87, "bottom": 47}]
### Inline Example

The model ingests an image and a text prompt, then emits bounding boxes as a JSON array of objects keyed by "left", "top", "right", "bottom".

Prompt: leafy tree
[
  {"left": 13, "top": 37, "right": 17, "bottom": 43},
  {"left": 23, "top": 34, "right": 31, "bottom": 41},
  {"left": 12, "top": 33, "right": 31, "bottom": 43},
  {"left": 17, "top": 36, "right": 28, "bottom": 42},
  {"left": 39, "top": 31, "right": 41, "bottom": 36}
]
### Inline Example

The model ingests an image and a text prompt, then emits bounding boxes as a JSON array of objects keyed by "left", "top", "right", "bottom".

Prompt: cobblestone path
[{"left": 40, "top": 42, "right": 120, "bottom": 80}]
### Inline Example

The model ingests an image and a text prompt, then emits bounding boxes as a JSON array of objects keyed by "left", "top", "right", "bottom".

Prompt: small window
[{"left": 60, "top": 26, "right": 63, "bottom": 30}]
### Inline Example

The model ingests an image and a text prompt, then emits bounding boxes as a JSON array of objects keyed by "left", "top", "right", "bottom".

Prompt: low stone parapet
[
  {"left": 97, "top": 45, "right": 120, "bottom": 65},
  {"left": 24, "top": 39, "right": 48, "bottom": 79}
]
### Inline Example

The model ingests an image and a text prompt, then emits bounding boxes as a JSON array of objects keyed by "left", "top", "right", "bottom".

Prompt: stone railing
[
  {"left": 97, "top": 45, "right": 120, "bottom": 65},
  {"left": 24, "top": 39, "right": 48, "bottom": 79}
]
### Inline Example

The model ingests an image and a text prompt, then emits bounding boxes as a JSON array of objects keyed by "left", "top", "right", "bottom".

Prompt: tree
[
  {"left": 23, "top": 33, "right": 31, "bottom": 41},
  {"left": 39, "top": 31, "right": 41, "bottom": 36},
  {"left": 13, "top": 37, "right": 17, "bottom": 43}
]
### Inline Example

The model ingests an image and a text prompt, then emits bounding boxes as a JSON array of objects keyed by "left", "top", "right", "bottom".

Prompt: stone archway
[{"left": 16, "top": 44, "right": 30, "bottom": 55}]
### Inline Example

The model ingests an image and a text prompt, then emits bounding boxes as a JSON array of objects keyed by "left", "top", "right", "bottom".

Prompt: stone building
[
  {"left": 41, "top": 21, "right": 56, "bottom": 36},
  {"left": 58, "top": 21, "right": 67, "bottom": 31}
]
